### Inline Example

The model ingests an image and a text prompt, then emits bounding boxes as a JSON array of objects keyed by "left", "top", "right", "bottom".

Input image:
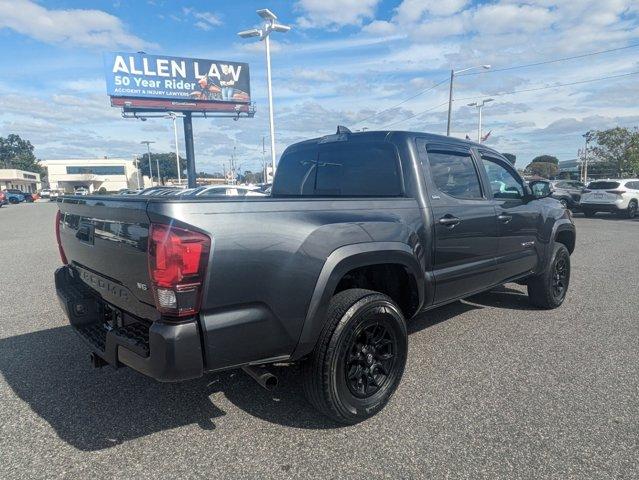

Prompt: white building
[
  {"left": 0, "top": 169, "right": 42, "bottom": 193},
  {"left": 41, "top": 158, "right": 148, "bottom": 193}
]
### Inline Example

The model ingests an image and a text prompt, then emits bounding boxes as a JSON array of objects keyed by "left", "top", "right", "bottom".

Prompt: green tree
[
  {"left": 531, "top": 155, "right": 559, "bottom": 165},
  {"left": 590, "top": 127, "right": 639, "bottom": 177},
  {"left": 237, "top": 170, "right": 264, "bottom": 184},
  {"left": 525, "top": 161, "right": 559, "bottom": 178},
  {"left": 0, "top": 134, "right": 44, "bottom": 175},
  {"left": 502, "top": 153, "right": 516, "bottom": 165},
  {"left": 137, "top": 152, "right": 187, "bottom": 184}
]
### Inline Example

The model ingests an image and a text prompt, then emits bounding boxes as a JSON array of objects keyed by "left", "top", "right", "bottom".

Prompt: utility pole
[
  {"left": 582, "top": 131, "right": 591, "bottom": 183},
  {"left": 140, "top": 141, "right": 155, "bottom": 186}
]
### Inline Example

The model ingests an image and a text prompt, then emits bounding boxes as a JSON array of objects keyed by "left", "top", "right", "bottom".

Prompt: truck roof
[{"left": 286, "top": 130, "right": 502, "bottom": 156}]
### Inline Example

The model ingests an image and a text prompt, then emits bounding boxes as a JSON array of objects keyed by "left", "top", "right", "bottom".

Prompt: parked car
[
  {"left": 54, "top": 128, "right": 575, "bottom": 424},
  {"left": 548, "top": 180, "right": 586, "bottom": 210},
  {"left": 39, "top": 189, "right": 52, "bottom": 199},
  {"left": 49, "top": 190, "right": 62, "bottom": 201},
  {"left": 117, "top": 189, "right": 142, "bottom": 195},
  {"left": 4, "top": 188, "right": 34, "bottom": 202},
  {"left": 580, "top": 179, "right": 639, "bottom": 218},
  {"left": 2, "top": 190, "right": 25, "bottom": 204},
  {"left": 73, "top": 186, "right": 89, "bottom": 196},
  {"left": 194, "top": 185, "right": 266, "bottom": 197},
  {"left": 0, "top": 191, "right": 7, "bottom": 207},
  {"left": 138, "top": 186, "right": 183, "bottom": 196}
]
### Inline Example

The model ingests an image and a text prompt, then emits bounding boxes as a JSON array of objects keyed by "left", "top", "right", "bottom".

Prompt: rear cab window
[{"left": 272, "top": 141, "right": 403, "bottom": 197}]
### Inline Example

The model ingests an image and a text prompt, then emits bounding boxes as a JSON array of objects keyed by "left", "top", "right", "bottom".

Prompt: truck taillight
[
  {"left": 55, "top": 210, "right": 68, "bottom": 265},
  {"left": 148, "top": 223, "right": 211, "bottom": 318}
]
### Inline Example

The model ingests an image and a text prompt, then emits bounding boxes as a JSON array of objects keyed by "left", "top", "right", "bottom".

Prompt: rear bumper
[{"left": 55, "top": 266, "right": 204, "bottom": 382}]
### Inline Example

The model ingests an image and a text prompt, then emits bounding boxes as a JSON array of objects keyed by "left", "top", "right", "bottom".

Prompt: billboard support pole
[{"left": 183, "top": 112, "right": 197, "bottom": 188}]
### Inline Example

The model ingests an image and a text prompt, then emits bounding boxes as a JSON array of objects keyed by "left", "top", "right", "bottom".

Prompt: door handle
[
  {"left": 497, "top": 214, "right": 513, "bottom": 224},
  {"left": 438, "top": 215, "right": 461, "bottom": 227}
]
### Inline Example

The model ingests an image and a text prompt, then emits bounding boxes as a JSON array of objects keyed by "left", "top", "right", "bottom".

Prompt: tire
[
  {"left": 582, "top": 208, "right": 596, "bottom": 218},
  {"left": 559, "top": 198, "right": 569, "bottom": 209},
  {"left": 302, "top": 288, "right": 408, "bottom": 425},
  {"left": 527, "top": 243, "right": 570, "bottom": 309},
  {"left": 626, "top": 200, "right": 638, "bottom": 219}
]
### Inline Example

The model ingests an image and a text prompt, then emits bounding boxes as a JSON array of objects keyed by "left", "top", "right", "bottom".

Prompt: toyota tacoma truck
[{"left": 55, "top": 128, "right": 575, "bottom": 424}]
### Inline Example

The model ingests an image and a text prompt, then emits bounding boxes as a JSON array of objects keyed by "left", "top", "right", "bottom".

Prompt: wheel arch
[
  {"left": 552, "top": 220, "right": 576, "bottom": 255},
  {"left": 291, "top": 242, "right": 426, "bottom": 360}
]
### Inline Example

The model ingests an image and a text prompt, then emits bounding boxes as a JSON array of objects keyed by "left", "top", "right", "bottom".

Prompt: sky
[{"left": 0, "top": 0, "right": 638, "bottom": 172}]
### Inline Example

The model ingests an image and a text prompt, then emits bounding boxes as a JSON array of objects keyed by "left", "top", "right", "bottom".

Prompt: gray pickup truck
[{"left": 55, "top": 128, "right": 575, "bottom": 424}]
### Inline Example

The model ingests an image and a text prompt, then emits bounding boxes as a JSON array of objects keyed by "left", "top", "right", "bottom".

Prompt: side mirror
[{"left": 529, "top": 181, "right": 552, "bottom": 199}]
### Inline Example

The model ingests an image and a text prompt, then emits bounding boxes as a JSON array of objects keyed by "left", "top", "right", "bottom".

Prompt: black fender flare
[
  {"left": 544, "top": 219, "right": 575, "bottom": 265},
  {"left": 291, "top": 242, "right": 426, "bottom": 360}
]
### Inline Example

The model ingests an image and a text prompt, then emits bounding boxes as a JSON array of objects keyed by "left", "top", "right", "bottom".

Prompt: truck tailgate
[{"left": 57, "top": 196, "right": 158, "bottom": 320}]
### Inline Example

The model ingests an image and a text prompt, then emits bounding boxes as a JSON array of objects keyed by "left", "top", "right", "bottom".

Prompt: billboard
[{"left": 104, "top": 52, "right": 251, "bottom": 112}]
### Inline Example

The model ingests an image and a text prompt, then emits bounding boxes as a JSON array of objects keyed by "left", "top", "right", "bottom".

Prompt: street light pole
[
  {"left": 238, "top": 9, "right": 291, "bottom": 176},
  {"left": 467, "top": 98, "right": 494, "bottom": 142},
  {"left": 446, "top": 65, "right": 491, "bottom": 136},
  {"left": 264, "top": 33, "right": 276, "bottom": 175},
  {"left": 140, "top": 141, "right": 155, "bottom": 186}
]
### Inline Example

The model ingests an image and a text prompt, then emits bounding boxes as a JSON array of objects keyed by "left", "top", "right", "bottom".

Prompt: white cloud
[
  {"left": 395, "top": 0, "right": 469, "bottom": 24},
  {"left": 471, "top": 3, "right": 556, "bottom": 34},
  {"left": 0, "top": 0, "right": 156, "bottom": 49},
  {"left": 182, "top": 8, "right": 223, "bottom": 29},
  {"left": 296, "top": 0, "right": 380, "bottom": 29}
]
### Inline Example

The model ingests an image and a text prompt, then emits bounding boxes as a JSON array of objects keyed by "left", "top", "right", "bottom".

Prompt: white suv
[{"left": 580, "top": 179, "right": 639, "bottom": 218}]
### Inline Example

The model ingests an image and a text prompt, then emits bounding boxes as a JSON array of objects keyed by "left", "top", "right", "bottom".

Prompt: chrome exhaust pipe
[{"left": 242, "top": 365, "right": 278, "bottom": 391}]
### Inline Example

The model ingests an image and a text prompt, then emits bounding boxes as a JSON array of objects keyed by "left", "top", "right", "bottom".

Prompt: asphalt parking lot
[{"left": 0, "top": 202, "right": 637, "bottom": 479}]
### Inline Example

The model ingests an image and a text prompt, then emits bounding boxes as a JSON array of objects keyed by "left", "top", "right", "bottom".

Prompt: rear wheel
[
  {"left": 582, "top": 208, "right": 596, "bottom": 218},
  {"left": 302, "top": 289, "right": 408, "bottom": 424},
  {"left": 559, "top": 198, "right": 569, "bottom": 209},
  {"left": 528, "top": 243, "right": 570, "bottom": 309},
  {"left": 626, "top": 200, "right": 638, "bottom": 219}
]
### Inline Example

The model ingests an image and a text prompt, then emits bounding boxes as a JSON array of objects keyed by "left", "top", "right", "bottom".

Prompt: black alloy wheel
[
  {"left": 344, "top": 321, "right": 397, "bottom": 398},
  {"left": 552, "top": 254, "right": 569, "bottom": 302}
]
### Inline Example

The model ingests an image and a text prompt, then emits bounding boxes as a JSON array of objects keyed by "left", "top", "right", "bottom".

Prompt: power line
[
  {"left": 455, "top": 70, "right": 639, "bottom": 102},
  {"left": 381, "top": 101, "right": 449, "bottom": 129},
  {"left": 380, "top": 70, "right": 639, "bottom": 131},
  {"left": 354, "top": 44, "right": 639, "bottom": 127},
  {"left": 352, "top": 77, "right": 449, "bottom": 126},
  {"left": 458, "top": 43, "right": 639, "bottom": 76}
]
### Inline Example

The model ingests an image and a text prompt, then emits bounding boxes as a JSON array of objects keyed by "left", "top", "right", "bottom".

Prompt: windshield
[{"left": 588, "top": 181, "right": 620, "bottom": 190}]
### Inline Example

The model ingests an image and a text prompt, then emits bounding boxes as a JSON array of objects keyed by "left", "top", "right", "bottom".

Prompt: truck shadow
[{"left": 0, "top": 292, "right": 525, "bottom": 451}]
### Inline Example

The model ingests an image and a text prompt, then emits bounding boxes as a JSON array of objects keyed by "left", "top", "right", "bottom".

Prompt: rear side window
[
  {"left": 273, "top": 142, "right": 402, "bottom": 197},
  {"left": 272, "top": 147, "right": 317, "bottom": 196},
  {"left": 426, "top": 150, "right": 482, "bottom": 199},
  {"left": 589, "top": 181, "right": 620, "bottom": 190},
  {"left": 315, "top": 143, "right": 401, "bottom": 196}
]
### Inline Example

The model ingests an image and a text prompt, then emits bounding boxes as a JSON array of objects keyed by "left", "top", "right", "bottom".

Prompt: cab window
[
  {"left": 425, "top": 150, "right": 482, "bottom": 200},
  {"left": 481, "top": 156, "right": 524, "bottom": 200}
]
